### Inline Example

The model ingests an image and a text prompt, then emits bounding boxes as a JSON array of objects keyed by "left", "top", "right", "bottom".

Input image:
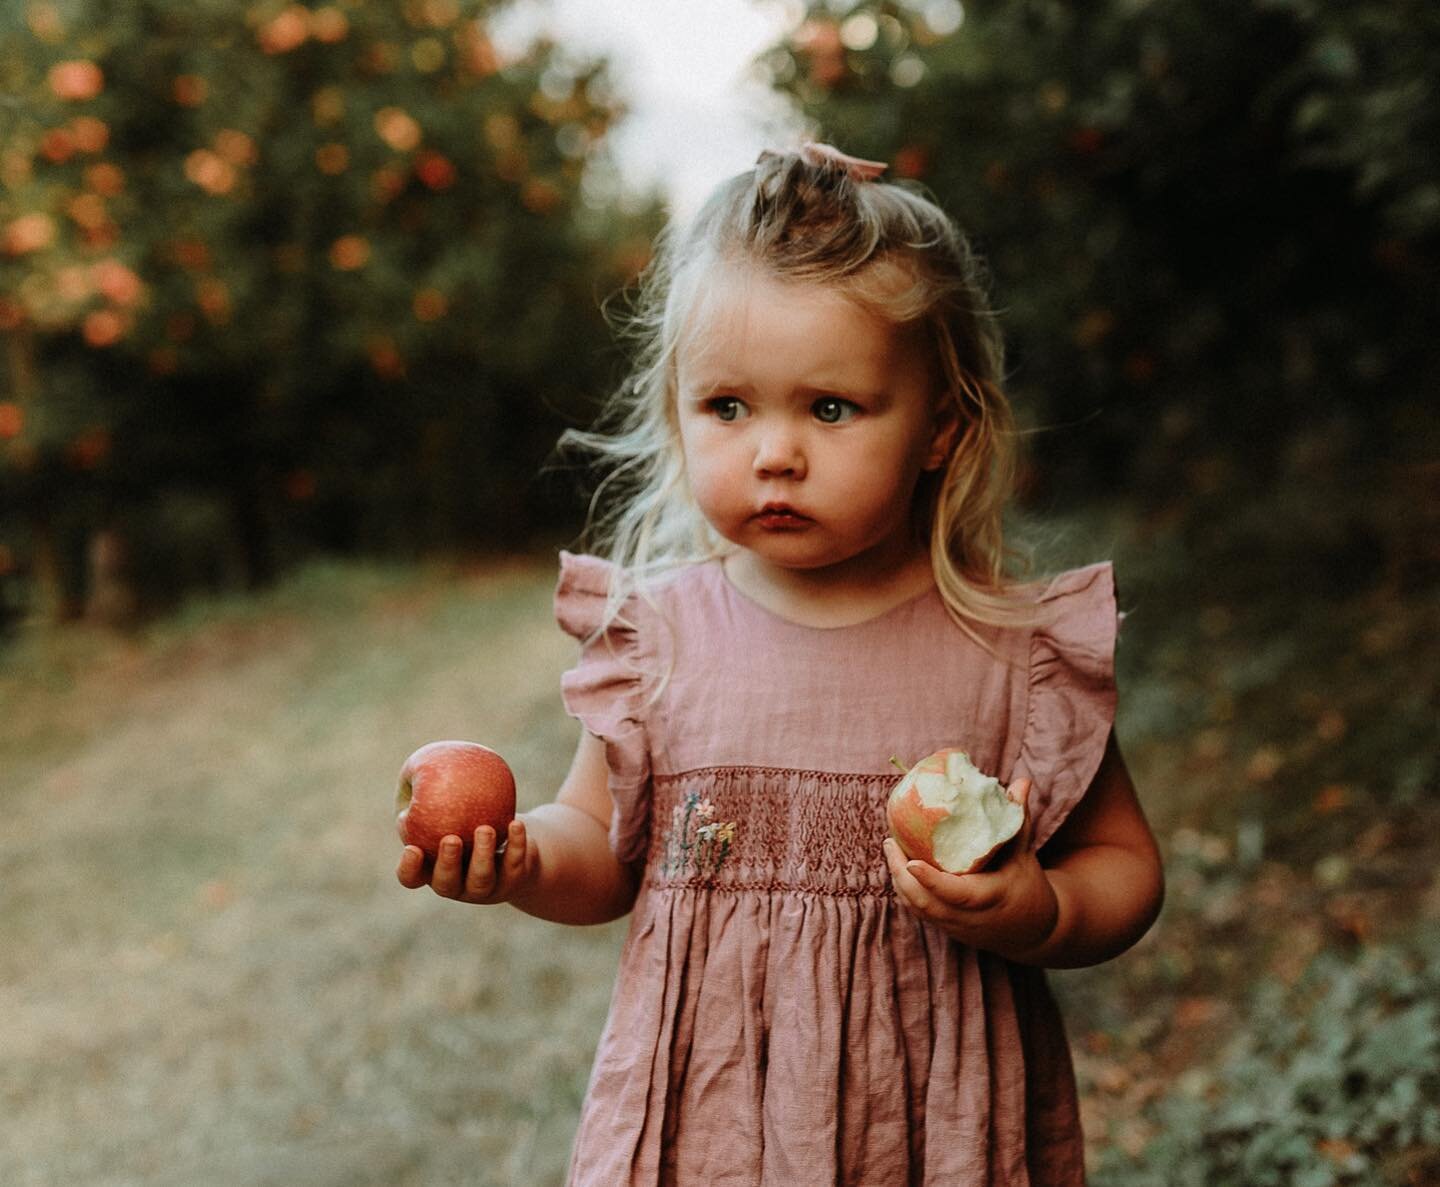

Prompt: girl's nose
[{"left": 753, "top": 429, "right": 806, "bottom": 479}]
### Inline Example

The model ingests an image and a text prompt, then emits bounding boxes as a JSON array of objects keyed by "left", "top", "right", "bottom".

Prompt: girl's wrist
[{"left": 993, "top": 868, "right": 1063, "bottom": 965}]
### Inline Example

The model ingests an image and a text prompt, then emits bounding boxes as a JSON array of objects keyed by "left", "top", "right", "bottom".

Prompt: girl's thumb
[{"left": 1009, "top": 777, "right": 1035, "bottom": 848}]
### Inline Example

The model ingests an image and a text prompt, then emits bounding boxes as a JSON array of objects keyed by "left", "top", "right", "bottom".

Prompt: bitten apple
[
  {"left": 886, "top": 748, "right": 1024, "bottom": 874},
  {"left": 395, "top": 740, "right": 516, "bottom": 860}
]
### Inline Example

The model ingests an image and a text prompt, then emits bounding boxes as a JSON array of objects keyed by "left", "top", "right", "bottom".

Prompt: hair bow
[
  {"left": 759, "top": 141, "right": 888, "bottom": 181},
  {"left": 800, "top": 141, "right": 888, "bottom": 179}
]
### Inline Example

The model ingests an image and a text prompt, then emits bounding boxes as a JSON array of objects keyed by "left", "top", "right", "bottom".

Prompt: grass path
[{"left": 1, "top": 560, "right": 623, "bottom": 1187}]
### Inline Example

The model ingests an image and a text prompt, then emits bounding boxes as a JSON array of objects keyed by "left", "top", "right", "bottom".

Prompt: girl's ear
[{"left": 923, "top": 395, "right": 961, "bottom": 472}]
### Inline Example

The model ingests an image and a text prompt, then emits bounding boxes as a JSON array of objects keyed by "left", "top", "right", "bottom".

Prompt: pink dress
[{"left": 554, "top": 551, "right": 1118, "bottom": 1187}]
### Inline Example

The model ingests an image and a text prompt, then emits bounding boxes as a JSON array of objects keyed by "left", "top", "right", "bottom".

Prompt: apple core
[{"left": 886, "top": 748, "right": 1024, "bottom": 874}]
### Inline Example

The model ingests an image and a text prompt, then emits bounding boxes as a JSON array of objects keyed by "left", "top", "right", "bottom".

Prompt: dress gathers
[{"left": 554, "top": 551, "right": 1118, "bottom": 1187}]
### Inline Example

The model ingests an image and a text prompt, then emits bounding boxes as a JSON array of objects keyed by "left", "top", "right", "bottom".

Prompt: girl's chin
[
  {"left": 730, "top": 532, "right": 839, "bottom": 568},
  {"left": 734, "top": 537, "right": 912, "bottom": 577}
]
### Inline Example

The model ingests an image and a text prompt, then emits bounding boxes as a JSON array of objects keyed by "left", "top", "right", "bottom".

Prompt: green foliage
[
  {"left": 769, "top": 0, "right": 1438, "bottom": 501},
  {"left": 1096, "top": 933, "right": 1440, "bottom": 1186},
  {"left": 0, "top": 0, "right": 657, "bottom": 618}
]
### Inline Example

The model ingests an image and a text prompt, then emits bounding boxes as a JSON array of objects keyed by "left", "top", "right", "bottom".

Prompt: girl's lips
[{"left": 754, "top": 505, "right": 813, "bottom": 529}]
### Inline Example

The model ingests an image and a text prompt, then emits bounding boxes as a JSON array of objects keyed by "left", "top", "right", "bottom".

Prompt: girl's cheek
[
  {"left": 678, "top": 419, "right": 725, "bottom": 472},
  {"left": 683, "top": 427, "right": 735, "bottom": 481},
  {"left": 689, "top": 468, "right": 740, "bottom": 522}
]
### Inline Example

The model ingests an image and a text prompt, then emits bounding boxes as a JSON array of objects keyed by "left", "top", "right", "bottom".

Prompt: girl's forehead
[
  {"left": 673, "top": 258, "right": 935, "bottom": 394},
  {"left": 677, "top": 259, "right": 889, "bottom": 362},
  {"left": 689, "top": 258, "right": 850, "bottom": 319},
  {"left": 682, "top": 249, "right": 924, "bottom": 325}
]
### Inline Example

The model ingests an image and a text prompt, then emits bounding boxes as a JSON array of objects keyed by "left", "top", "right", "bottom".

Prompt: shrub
[{"left": 1098, "top": 932, "right": 1440, "bottom": 1186}]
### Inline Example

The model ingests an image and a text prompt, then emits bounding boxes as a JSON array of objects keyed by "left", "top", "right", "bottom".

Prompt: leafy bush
[
  {"left": 1097, "top": 933, "right": 1440, "bottom": 1186},
  {"left": 772, "top": 0, "right": 1439, "bottom": 502}
]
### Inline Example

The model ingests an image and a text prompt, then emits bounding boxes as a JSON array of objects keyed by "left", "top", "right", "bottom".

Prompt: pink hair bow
[{"left": 759, "top": 141, "right": 888, "bottom": 181}]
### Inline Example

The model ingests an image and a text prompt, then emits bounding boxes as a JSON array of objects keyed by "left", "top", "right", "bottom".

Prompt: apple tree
[
  {"left": 761, "top": 0, "right": 1438, "bottom": 505},
  {"left": 0, "top": 0, "right": 654, "bottom": 622}
]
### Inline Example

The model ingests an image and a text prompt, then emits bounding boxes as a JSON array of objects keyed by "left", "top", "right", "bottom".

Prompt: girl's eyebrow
[
  {"left": 798, "top": 381, "right": 870, "bottom": 398},
  {"left": 683, "top": 378, "right": 751, "bottom": 394},
  {"left": 682, "top": 380, "right": 748, "bottom": 397},
  {"left": 682, "top": 377, "right": 875, "bottom": 400}
]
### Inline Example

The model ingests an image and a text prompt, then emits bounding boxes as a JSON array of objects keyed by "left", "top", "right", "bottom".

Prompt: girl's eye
[
  {"left": 813, "top": 396, "right": 858, "bottom": 425},
  {"left": 708, "top": 397, "right": 747, "bottom": 422}
]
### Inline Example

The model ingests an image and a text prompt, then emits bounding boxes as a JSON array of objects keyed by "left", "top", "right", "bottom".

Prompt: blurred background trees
[
  {"left": 771, "top": 0, "right": 1437, "bottom": 507},
  {"left": 1, "top": 0, "right": 1435, "bottom": 626},
  {"left": 0, "top": 0, "right": 657, "bottom": 623}
]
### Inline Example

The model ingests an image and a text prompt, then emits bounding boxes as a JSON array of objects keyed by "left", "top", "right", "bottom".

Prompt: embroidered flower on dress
[{"left": 662, "top": 789, "right": 737, "bottom": 877}]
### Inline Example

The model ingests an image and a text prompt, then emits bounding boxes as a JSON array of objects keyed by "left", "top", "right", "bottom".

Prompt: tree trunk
[{"left": 4, "top": 327, "right": 76, "bottom": 623}]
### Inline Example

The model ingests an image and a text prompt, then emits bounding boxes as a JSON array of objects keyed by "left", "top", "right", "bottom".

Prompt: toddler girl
[{"left": 397, "top": 142, "right": 1165, "bottom": 1186}]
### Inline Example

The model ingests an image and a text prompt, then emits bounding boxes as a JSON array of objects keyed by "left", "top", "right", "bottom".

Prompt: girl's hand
[
  {"left": 396, "top": 816, "right": 538, "bottom": 905},
  {"left": 884, "top": 779, "right": 1060, "bottom": 960}
]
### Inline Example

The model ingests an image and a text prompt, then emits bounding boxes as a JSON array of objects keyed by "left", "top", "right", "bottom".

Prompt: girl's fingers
[
  {"left": 462, "top": 826, "right": 500, "bottom": 899},
  {"left": 884, "top": 839, "right": 937, "bottom": 915},
  {"left": 497, "top": 817, "right": 528, "bottom": 889},
  {"left": 399, "top": 824, "right": 523, "bottom": 903},
  {"left": 885, "top": 840, "right": 998, "bottom": 921},
  {"left": 883, "top": 837, "right": 909, "bottom": 882},
  {"left": 906, "top": 859, "right": 994, "bottom": 909},
  {"left": 396, "top": 844, "right": 428, "bottom": 889},
  {"left": 430, "top": 835, "right": 466, "bottom": 897}
]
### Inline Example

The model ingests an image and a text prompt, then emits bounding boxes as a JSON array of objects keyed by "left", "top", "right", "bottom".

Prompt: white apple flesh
[
  {"left": 886, "top": 748, "right": 1024, "bottom": 874},
  {"left": 395, "top": 740, "right": 516, "bottom": 860}
]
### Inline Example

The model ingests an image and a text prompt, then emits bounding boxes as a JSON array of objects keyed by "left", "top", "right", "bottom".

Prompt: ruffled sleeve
[
  {"left": 554, "top": 551, "right": 653, "bottom": 867},
  {"left": 1013, "top": 562, "right": 1120, "bottom": 851}
]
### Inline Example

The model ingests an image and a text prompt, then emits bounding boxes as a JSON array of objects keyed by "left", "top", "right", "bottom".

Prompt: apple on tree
[
  {"left": 395, "top": 740, "right": 517, "bottom": 860},
  {"left": 886, "top": 748, "right": 1024, "bottom": 874}
]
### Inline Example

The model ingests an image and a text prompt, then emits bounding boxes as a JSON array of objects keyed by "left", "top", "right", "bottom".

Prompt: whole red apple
[
  {"left": 886, "top": 748, "right": 1023, "bottom": 874},
  {"left": 395, "top": 740, "right": 516, "bottom": 860}
]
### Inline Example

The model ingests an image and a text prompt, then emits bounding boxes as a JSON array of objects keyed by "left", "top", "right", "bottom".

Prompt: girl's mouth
[{"left": 754, "top": 504, "right": 813, "bottom": 530}]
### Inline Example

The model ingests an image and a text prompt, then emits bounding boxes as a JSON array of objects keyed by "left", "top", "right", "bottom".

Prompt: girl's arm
[
  {"left": 396, "top": 730, "right": 640, "bottom": 926},
  {"left": 885, "top": 733, "right": 1164, "bottom": 968}
]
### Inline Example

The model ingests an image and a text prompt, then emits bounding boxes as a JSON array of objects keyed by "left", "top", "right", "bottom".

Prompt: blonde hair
[{"left": 563, "top": 147, "right": 1033, "bottom": 633}]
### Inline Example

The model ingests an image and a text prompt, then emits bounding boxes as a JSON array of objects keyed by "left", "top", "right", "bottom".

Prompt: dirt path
[{"left": 0, "top": 561, "right": 623, "bottom": 1187}]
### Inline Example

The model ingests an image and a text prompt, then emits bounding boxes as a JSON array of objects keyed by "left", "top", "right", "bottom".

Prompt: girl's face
[{"left": 675, "top": 261, "right": 953, "bottom": 583}]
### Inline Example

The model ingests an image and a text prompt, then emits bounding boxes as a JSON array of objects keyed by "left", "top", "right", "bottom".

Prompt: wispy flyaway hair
[{"left": 561, "top": 146, "right": 1030, "bottom": 632}]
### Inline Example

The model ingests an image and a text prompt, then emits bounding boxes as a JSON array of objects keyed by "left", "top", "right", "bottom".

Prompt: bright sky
[{"left": 492, "top": 0, "right": 810, "bottom": 219}]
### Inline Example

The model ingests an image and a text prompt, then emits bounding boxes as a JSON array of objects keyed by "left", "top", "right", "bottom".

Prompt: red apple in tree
[
  {"left": 395, "top": 740, "right": 516, "bottom": 860},
  {"left": 886, "top": 748, "right": 1024, "bottom": 874}
]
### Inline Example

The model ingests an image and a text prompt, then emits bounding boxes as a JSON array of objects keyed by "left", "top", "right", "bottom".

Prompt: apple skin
[
  {"left": 886, "top": 748, "right": 1024, "bottom": 875},
  {"left": 395, "top": 740, "right": 516, "bottom": 860}
]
